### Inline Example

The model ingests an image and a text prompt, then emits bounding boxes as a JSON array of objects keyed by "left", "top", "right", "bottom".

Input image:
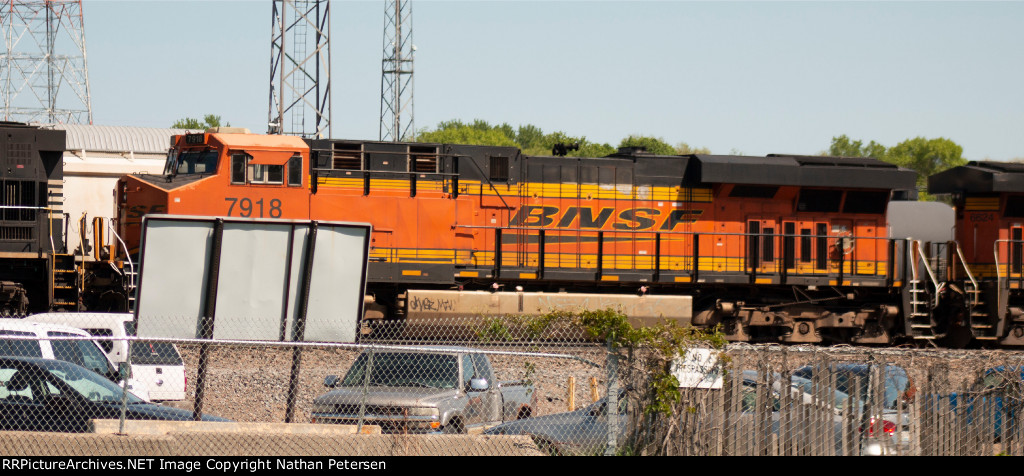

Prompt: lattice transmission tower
[
  {"left": 268, "top": 0, "right": 331, "bottom": 138},
  {"left": 379, "top": 0, "right": 414, "bottom": 142},
  {"left": 1, "top": 0, "right": 92, "bottom": 124}
]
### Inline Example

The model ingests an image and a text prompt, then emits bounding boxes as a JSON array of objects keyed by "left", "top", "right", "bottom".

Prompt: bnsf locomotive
[{"left": 117, "top": 128, "right": 970, "bottom": 346}]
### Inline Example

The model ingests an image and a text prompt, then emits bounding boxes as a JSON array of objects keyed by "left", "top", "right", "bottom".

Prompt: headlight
[{"left": 407, "top": 407, "right": 439, "bottom": 417}]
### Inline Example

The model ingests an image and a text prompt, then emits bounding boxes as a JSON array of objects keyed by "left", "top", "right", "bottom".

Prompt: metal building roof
[{"left": 39, "top": 123, "right": 185, "bottom": 154}]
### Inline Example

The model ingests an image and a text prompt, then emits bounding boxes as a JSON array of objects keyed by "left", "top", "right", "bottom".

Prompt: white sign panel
[
  {"left": 134, "top": 215, "right": 371, "bottom": 343},
  {"left": 671, "top": 348, "right": 724, "bottom": 389}
]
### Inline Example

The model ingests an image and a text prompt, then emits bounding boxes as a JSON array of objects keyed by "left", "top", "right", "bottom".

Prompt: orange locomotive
[{"left": 118, "top": 128, "right": 923, "bottom": 345}]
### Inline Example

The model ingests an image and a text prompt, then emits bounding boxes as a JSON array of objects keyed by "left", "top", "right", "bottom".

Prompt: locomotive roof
[
  {"left": 686, "top": 154, "right": 917, "bottom": 190},
  {"left": 209, "top": 132, "right": 309, "bottom": 150},
  {"left": 928, "top": 161, "right": 1024, "bottom": 194}
]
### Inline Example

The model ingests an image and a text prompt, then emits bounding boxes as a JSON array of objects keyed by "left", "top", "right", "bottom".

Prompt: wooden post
[
  {"left": 589, "top": 376, "right": 599, "bottom": 402},
  {"left": 568, "top": 376, "right": 576, "bottom": 411}
]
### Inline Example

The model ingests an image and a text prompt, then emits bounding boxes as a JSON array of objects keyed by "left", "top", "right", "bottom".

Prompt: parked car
[
  {"left": 311, "top": 346, "right": 535, "bottom": 434},
  {"left": 26, "top": 313, "right": 186, "bottom": 401},
  {"left": 948, "top": 366, "right": 1024, "bottom": 441},
  {"left": 793, "top": 363, "right": 914, "bottom": 455},
  {"left": 484, "top": 371, "right": 877, "bottom": 457},
  {"left": 0, "top": 319, "right": 149, "bottom": 400},
  {"left": 0, "top": 356, "right": 228, "bottom": 432},
  {"left": 484, "top": 391, "right": 630, "bottom": 456}
]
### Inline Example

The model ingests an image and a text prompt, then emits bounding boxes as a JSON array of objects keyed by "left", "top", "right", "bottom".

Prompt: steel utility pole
[
  {"left": 379, "top": 0, "right": 414, "bottom": 142},
  {"left": 1, "top": 0, "right": 92, "bottom": 124},
  {"left": 268, "top": 0, "right": 331, "bottom": 139}
]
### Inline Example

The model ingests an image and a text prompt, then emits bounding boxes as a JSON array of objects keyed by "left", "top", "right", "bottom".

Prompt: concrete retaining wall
[{"left": 0, "top": 421, "right": 543, "bottom": 456}]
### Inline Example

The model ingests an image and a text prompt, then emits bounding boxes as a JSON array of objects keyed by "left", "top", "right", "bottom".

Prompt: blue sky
[{"left": 83, "top": 1, "right": 1024, "bottom": 160}]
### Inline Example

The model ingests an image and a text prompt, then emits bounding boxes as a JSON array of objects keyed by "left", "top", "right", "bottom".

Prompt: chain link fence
[{"left": 2, "top": 314, "right": 1024, "bottom": 456}]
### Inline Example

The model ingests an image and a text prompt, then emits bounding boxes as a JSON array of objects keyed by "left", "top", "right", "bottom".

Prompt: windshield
[
  {"left": 795, "top": 365, "right": 909, "bottom": 410},
  {"left": 131, "top": 341, "right": 182, "bottom": 365},
  {"left": 341, "top": 352, "right": 458, "bottom": 389},
  {"left": 790, "top": 375, "right": 851, "bottom": 411},
  {"left": 40, "top": 359, "right": 144, "bottom": 404},
  {"left": 122, "top": 321, "right": 182, "bottom": 365},
  {"left": 165, "top": 148, "right": 218, "bottom": 176}
]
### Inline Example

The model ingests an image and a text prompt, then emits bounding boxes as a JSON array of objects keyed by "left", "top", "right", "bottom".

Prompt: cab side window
[
  {"left": 251, "top": 164, "right": 284, "bottom": 185},
  {"left": 231, "top": 153, "right": 249, "bottom": 184},
  {"left": 288, "top": 155, "right": 302, "bottom": 187}
]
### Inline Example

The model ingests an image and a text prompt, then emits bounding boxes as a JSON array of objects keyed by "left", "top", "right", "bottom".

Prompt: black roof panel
[
  {"left": 690, "top": 154, "right": 916, "bottom": 190},
  {"left": 928, "top": 161, "right": 1024, "bottom": 194}
]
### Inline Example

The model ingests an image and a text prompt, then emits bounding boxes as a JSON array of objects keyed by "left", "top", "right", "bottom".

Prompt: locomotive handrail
[
  {"left": 914, "top": 240, "right": 941, "bottom": 307},
  {"left": 312, "top": 167, "right": 460, "bottom": 179},
  {"left": 454, "top": 224, "right": 886, "bottom": 240},
  {"left": 992, "top": 239, "right": 1019, "bottom": 317},
  {"left": 458, "top": 224, "right": 893, "bottom": 281},
  {"left": 107, "top": 220, "right": 136, "bottom": 286},
  {"left": 953, "top": 242, "right": 979, "bottom": 301}
]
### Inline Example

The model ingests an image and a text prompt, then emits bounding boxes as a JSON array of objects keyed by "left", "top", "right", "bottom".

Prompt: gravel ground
[
  {"left": 168, "top": 343, "right": 1024, "bottom": 423},
  {"left": 171, "top": 344, "right": 610, "bottom": 422}
]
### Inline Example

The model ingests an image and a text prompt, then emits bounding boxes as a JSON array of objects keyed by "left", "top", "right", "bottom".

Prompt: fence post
[
  {"left": 357, "top": 347, "right": 376, "bottom": 434},
  {"left": 604, "top": 338, "right": 619, "bottom": 456},
  {"left": 117, "top": 337, "right": 134, "bottom": 434},
  {"left": 568, "top": 376, "right": 576, "bottom": 411}
]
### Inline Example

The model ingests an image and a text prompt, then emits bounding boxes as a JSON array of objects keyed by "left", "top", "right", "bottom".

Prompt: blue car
[{"left": 948, "top": 366, "right": 1024, "bottom": 441}]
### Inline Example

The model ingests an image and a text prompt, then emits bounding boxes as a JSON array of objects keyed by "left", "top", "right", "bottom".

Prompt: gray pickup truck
[{"left": 311, "top": 346, "right": 535, "bottom": 434}]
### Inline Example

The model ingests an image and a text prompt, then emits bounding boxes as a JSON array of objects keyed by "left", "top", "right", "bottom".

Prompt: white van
[
  {"left": 25, "top": 313, "right": 186, "bottom": 402},
  {"left": 0, "top": 319, "right": 150, "bottom": 400}
]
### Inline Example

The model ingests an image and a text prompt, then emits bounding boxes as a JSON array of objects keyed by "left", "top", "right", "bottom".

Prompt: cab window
[
  {"left": 231, "top": 154, "right": 249, "bottom": 184},
  {"left": 251, "top": 164, "right": 284, "bottom": 185},
  {"left": 288, "top": 155, "right": 302, "bottom": 187}
]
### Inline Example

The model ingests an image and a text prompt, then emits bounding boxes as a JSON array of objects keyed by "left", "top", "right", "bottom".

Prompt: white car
[
  {"left": 25, "top": 313, "right": 186, "bottom": 402},
  {"left": 0, "top": 319, "right": 149, "bottom": 400}
]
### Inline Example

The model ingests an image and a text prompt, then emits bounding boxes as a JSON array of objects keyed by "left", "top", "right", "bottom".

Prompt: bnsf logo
[{"left": 509, "top": 206, "right": 703, "bottom": 231}]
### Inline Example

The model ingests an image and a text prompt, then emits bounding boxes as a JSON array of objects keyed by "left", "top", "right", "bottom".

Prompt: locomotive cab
[{"left": 116, "top": 129, "right": 311, "bottom": 256}]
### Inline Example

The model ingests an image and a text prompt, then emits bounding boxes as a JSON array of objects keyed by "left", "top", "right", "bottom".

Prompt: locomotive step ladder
[
  {"left": 907, "top": 279, "right": 937, "bottom": 339},
  {"left": 51, "top": 253, "right": 80, "bottom": 309}
]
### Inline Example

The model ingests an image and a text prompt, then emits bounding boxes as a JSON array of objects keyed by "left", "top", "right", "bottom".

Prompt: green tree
[
  {"left": 417, "top": 119, "right": 703, "bottom": 159},
  {"left": 515, "top": 124, "right": 546, "bottom": 151},
  {"left": 415, "top": 120, "right": 518, "bottom": 147},
  {"left": 827, "top": 135, "right": 887, "bottom": 158},
  {"left": 172, "top": 114, "right": 229, "bottom": 130},
  {"left": 887, "top": 136, "right": 966, "bottom": 199},
  {"left": 886, "top": 136, "right": 966, "bottom": 179},
  {"left": 618, "top": 135, "right": 677, "bottom": 156},
  {"left": 675, "top": 142, "right": 712, "bottom": 155},
  {"left": 826, "top": 135, "right": 967, "bottom": 200}
]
